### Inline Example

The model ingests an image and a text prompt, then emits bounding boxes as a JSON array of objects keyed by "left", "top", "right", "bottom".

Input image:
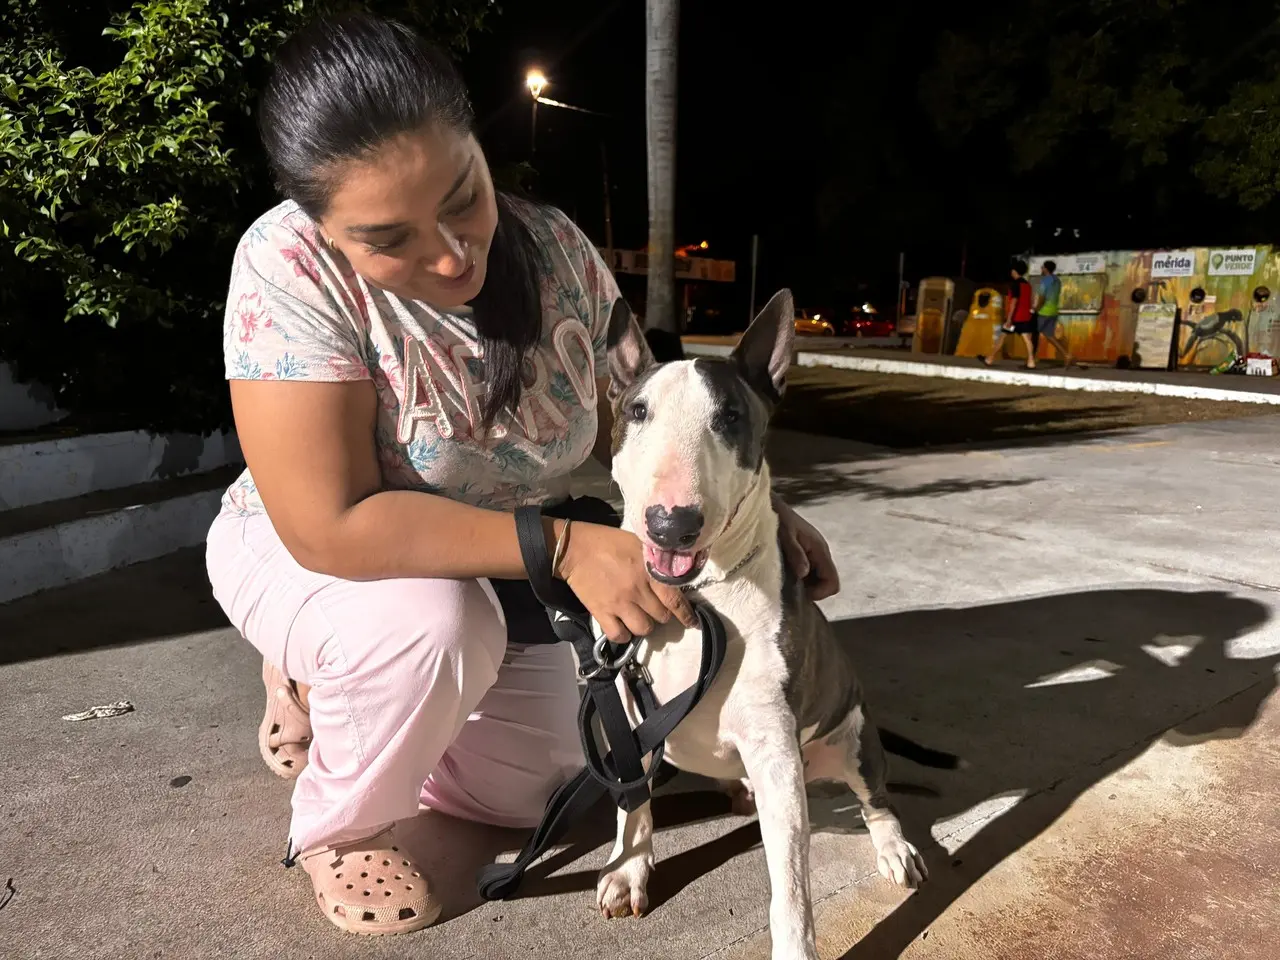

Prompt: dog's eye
[
  {"left": 628, "top": 400, "right": 648, "bottom": 422},
  {"left": 722, "top": 407, "right": 740, "bottom": 424}
]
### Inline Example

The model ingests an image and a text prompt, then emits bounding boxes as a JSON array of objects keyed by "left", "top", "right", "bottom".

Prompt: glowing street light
[
  {"left": 526, "top": 68, "right": 547, "bottom": 99},
  {"left": 526, "top": 68, "right": 547, "bottom": 155}
]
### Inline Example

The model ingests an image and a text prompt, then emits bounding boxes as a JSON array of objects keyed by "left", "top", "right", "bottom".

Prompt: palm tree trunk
[{"left": 644, "top": 0, "right": 679, "bottom": 333}]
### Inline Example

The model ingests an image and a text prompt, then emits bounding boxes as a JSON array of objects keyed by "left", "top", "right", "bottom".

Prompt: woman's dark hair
[
  {"left": 1011, "top": 257, "right": 1029, "bottom": 277},
  {"left": 258, "top": 12, "right": 543, "bottom": 428}
]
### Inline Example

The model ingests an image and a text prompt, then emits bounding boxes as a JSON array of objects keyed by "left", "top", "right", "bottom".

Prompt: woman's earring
[{"left": 325, "top": 236, "right": 337, "bottom": 251}]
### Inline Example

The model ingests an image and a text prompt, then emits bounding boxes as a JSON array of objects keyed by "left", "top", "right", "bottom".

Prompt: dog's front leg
[
  {"left": 733, "top": 716, "right": 818, "bottom": 960},
  {"left": 597, "top": 792, "right": 654, "bottom": 918}
]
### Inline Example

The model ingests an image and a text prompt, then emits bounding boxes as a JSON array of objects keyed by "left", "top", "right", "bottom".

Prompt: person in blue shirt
[{"left": 1032, "top": 260, "right": 1075, "bottom": 366}]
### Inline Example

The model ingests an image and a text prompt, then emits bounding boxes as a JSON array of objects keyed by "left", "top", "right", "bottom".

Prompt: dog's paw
[
  {"left": 596, "top": 853, "right": 653, "bottom": 919},
  {"left": 876, "top": 837, "right": 927, "bottom": 889}
]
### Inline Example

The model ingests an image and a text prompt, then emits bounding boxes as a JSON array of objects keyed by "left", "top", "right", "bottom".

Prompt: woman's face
[{"left": 317, "top": 126, "right": 498, "bottom": 308}]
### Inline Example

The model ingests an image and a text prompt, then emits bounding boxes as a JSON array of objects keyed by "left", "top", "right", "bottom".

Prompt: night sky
[{"left": 461, "top": 0, "right": 828, "bottom": 318}]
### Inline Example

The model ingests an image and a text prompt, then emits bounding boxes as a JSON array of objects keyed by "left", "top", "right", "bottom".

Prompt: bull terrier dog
[{"left": 597, "top": 290, "right": 929, "bottom": 960}]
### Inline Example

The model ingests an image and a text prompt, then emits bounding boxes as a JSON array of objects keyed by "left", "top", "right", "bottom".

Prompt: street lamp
[
  {"left": 520, "top": 74, "right": 615, "bottom": 264},
  {"left": 526, "top": 68, "right": 547, "bottom": 99},
  {"left": 526, "top": 68, "right": 546, "bottom": 155}
]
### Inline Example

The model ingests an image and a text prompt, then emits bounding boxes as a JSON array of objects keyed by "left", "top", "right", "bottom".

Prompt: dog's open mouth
[{"left": 644, "top": 545, "right": 709, "bottom": 585}]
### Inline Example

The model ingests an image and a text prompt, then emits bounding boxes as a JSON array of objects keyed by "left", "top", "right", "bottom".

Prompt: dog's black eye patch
[
  {"left": 711, "top": 404, "right": 746, "bottom": 437},
  {"left": 696, "top": 359, "right": 766, "bottom": 470}
]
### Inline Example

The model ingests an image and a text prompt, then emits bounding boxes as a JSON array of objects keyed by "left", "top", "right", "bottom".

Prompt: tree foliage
[
  {"left": 0, "top": 0, "right": 494, "bottom": 434},
  {"left": 800, "top": 0, "right": 1280, "bottom": 303},
  {"left": 919, "top": 0, "right": 1280, "bottom": 211}
]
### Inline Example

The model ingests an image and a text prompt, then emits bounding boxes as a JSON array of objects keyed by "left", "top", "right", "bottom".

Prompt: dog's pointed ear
[
  {"left": 732, "top": 288, "right": 794, "bottom": 404},
  {"left": 606, "top": 296, "right": 654, "bottom": 403}
]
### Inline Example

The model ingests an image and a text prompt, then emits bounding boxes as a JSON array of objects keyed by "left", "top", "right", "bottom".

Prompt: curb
[
  {"left": 0, "top": 429, "right": 242, "bottom": 512},
  {"left": 681, "top": 343, "right": 1280, "bottom": 406},
  {"left": 0, "top": 488, "right": 223, "bottom": 605}
]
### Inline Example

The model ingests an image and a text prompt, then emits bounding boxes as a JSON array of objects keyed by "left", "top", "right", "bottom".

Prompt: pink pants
[{"left": 205, "top": 509, "right": 582, "bottom": 854}]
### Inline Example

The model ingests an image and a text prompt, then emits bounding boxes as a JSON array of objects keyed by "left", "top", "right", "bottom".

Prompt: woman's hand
[
  {"left": 558, "top": 522, "right": 697, "bottom": 643},
  {"left": 774, "top": 495, "right": 841, "bottom": 601}
]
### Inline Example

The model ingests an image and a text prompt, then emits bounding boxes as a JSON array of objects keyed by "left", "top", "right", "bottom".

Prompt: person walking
[
  {"left": 982, "top": 258, "right": 1038, "bottom": 368},
  {"left": 1032, "top": 259, "right": 1074, "bottom": 366}
]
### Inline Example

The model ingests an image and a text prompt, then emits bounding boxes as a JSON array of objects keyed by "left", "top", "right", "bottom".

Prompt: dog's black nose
[{"left": 645, "top": 505, "right": 704, "bottom": 550}]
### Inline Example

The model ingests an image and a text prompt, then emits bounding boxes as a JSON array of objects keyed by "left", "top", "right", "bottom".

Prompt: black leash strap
[{"left": 476, "top": 498, "right": 728, "bottom": 902}]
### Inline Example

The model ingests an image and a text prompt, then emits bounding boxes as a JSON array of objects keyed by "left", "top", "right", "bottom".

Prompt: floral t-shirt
[{"left": 219, "top": 199, "right": 618, "bottom": 516}]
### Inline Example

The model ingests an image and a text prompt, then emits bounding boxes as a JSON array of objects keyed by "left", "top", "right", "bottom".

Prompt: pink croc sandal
[
  {"left": 301, "top": 827, "right": 442, "bottom": 936},
  {"left": 259, "top": 658, "right": 312, "bottom": 779}
]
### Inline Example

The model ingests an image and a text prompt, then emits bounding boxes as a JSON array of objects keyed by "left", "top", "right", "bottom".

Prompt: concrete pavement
[{"left": 2, "top": 418, "right": 1279, "bottom": 959}]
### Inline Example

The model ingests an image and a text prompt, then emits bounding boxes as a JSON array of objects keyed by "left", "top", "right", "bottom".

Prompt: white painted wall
[
  {"left": 0, "top": 430, "right": 242, "bottom": 511},
  {"left": 0, "top": 487, "right": 224, "bottom": 603}
]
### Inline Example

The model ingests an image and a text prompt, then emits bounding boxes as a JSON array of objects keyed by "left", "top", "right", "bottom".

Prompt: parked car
[
  {"left": 836, "top": 305, "right": 895, "bottom": 338},
  {"left": 794, "top": 309, "right": 835, "bottom": 336}
]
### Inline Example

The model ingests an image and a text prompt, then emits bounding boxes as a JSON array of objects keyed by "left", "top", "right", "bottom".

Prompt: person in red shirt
[{"left": 982, "top": 258, "right": 1039, "bottom": 369}]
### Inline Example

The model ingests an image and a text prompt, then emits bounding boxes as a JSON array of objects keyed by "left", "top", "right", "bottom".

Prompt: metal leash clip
[{"left": 579, "top": 633, "right": 640, "bottom": 680}]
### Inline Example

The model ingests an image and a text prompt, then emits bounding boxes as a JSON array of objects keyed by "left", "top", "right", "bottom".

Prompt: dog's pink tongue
[{"left": 646, "top": 545, "right": 695, "bottom": 578}]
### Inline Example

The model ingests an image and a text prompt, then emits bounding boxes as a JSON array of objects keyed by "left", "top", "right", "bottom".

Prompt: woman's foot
[
  {"left": 301, "top": 827, "right": 442, "bottom": 936},
  {"left": 259, "top": 659, "right": 312, "bottom": 779}
]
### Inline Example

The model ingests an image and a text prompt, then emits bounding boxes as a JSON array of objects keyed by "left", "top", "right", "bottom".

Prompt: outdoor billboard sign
[
  {"left": 1207, "top": 248, "right": 1258, "bottom": 276},
  {"left": 607, "top": 248, "right": 736, "bottom": 282},
  {"left": 1150, "top": 250, "right": 1197, "bottom": 278},
  {"left": 1029, "top": 253, "right": 1107, "bottom": 275}
]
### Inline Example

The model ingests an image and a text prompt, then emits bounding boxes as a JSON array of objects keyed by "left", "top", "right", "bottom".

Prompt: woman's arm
[
  {"left": 231, "top": 375, "right": 695, "bottom": 633},
  {"left": 231, "top": 378, "right": 554, "bottom": 581}
]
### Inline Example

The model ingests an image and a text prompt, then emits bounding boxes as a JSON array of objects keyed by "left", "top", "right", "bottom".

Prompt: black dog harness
[{"left": 476, "top": 496, "right": 729, "bottom": 901}]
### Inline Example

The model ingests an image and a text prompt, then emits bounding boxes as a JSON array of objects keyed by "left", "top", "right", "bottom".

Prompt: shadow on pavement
[
  {"left": 465, "top": 586, "right": 1275, "bottom": 956},
  {"left": 836, "top": 585, "right": 1276, "bottom": 958},
  {"left": 774, "top": 369, "right": 1272, "bottom": 451},
  {"left": 774, "top": 463, "right": 1040, "bottom": 507},
  {"left": 0, "top": 547, "right": 227, "bottom": 667},
  {"left": 763, "top": 431, "right": 1044, "bottom": 509}
]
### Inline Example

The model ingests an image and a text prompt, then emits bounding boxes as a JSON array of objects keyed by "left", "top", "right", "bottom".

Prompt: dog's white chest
[{"left": 623, "top": 579, "right": 788, "bottom": 781}]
